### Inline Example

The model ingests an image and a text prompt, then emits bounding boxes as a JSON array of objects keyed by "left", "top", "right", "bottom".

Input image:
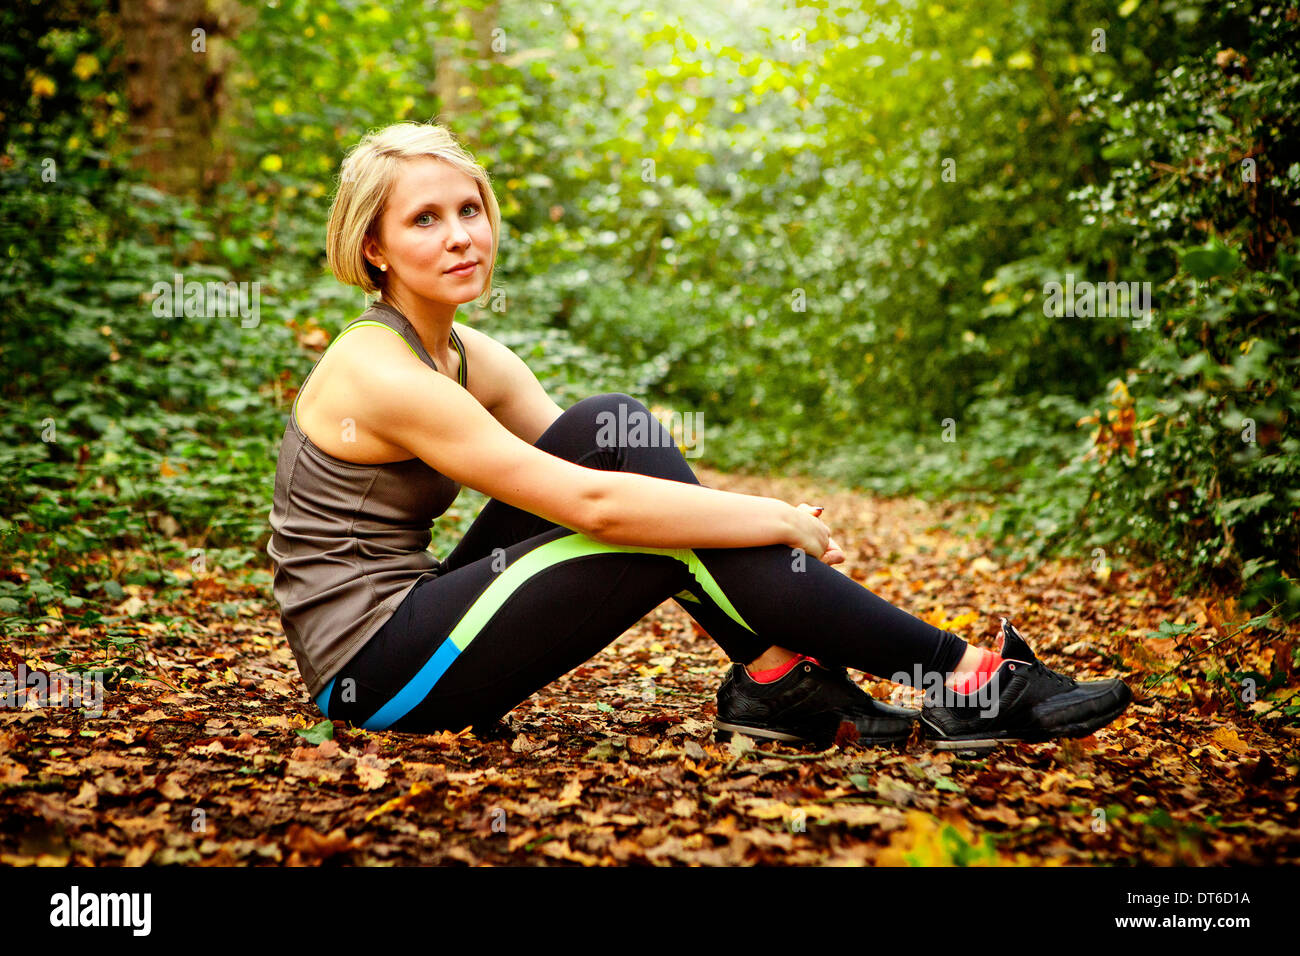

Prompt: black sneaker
[
  {"left": 920, "top": 618, "right": 1132, "bottom": 755},
  {"left": 714, "top": 656, "right": 917, "bottom": 748}
]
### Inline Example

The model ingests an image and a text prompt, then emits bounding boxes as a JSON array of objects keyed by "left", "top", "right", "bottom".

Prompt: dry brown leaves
[{"left": 1, "top": 466, "right": 1296, "bottom": 866}]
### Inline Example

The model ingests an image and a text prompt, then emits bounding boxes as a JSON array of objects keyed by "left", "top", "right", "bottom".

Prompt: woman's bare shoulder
[{"left": 297, "top": 324, "right": 429, "bottom": 414}]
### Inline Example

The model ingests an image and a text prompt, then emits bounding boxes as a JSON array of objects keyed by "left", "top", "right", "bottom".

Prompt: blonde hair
[{"left": 326, "top": 122, "right": 501, "bottom": 304}]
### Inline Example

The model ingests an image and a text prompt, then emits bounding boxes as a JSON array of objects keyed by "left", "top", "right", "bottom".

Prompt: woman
[{"left": 267, "top": 121, "right": 1132, "bottom": 753}]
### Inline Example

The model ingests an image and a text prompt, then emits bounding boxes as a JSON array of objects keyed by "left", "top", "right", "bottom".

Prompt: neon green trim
[
  {"left": 291, "top": 320, "right": 421, "bottom": 425},
  {"left": 447, "top": 534, "right": 755, "bottom": 653},
  {"left": 673, "top": 588, "right": 701, "bottom": 604},
  {"left": 679, "top": 546, "right": 755, "bottom": 633},
  {"left": 450, "top": 326, "right": 467, "bottom": 387}
]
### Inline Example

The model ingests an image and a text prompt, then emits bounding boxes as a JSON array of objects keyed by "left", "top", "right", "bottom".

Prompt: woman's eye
[{"left": 415, "top": 205, "right": 476, "bottom": 225}]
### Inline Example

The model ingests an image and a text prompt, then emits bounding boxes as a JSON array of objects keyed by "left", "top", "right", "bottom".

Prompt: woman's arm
[
  {"left": 588, "top": 470, "right": 814, "bottom": 552},
  {"left": 344, "top": 328, "right": 826, "bottom": 554}
]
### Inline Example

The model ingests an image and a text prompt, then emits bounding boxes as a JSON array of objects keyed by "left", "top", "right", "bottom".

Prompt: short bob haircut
[{"left": 326, "top": 121, "right": 501, "bottom": 305}]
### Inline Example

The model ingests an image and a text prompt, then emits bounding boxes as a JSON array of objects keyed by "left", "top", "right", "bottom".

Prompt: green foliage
[
  {"left": 1060, "top": 0, "right": 1300, "bottom": 611},
  {"left": 295, "top": 719, "right": 335, "bottom": 745},
  {"left": 0, "top": 0, "right": 1296, "bottom": 637}
]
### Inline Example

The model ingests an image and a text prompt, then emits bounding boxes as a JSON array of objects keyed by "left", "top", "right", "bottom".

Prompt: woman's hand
[{"left": 794, "top": 503, "right": 845, "bottom": 566}]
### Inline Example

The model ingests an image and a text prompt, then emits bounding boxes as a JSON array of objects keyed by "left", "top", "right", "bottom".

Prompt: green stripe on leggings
[{"left": 448, "top": 532, "right": 755, "bottom": 653}]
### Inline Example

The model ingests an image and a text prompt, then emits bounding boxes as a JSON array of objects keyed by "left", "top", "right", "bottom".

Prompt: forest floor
[{"left": 1, "top": 465, "right": 1297, "bottom": 866}]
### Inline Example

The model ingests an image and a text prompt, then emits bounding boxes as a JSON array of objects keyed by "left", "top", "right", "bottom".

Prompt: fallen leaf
[{"left": 1211, "top": 726, "right": 1254, "bottom": 754}]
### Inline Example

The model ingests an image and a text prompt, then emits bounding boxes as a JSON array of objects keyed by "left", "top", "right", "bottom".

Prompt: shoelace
[{"left": 1032, "top": 661, "right": 1077, "bottom": 689}]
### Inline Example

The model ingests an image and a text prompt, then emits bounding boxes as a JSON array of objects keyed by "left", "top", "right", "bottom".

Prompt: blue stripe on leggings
[
  {"left": 315, "top": 676, "right": 336, "bottom": 718},
  {"left": 360, "top": 636, "right": 461, "bottom": 731}
]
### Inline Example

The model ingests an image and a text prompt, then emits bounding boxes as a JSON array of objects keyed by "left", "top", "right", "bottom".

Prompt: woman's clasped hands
[{"left": 794, "top": 502, "right": 845, "bottom": 567}]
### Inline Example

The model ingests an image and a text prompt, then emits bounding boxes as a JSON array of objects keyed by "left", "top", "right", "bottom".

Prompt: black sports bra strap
[{"left": 450, "top": 327, "right": 468, "bottom": 388}]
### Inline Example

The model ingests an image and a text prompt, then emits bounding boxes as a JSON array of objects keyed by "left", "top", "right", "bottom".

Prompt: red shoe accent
[
  {"left": 951, "top": 646, "right": 1003, "bottom": 695},
  {"left": 747, "top": 653, "right": 819, "bottom": 683}
]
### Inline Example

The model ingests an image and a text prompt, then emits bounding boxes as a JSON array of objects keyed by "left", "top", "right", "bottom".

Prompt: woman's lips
[{"left": 446, "top": 262, "right": 477, "bottom": 275}]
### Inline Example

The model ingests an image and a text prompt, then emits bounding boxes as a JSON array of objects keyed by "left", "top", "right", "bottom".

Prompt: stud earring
[{"left": 380, "top": 264, "right": 388, "bottom": 272}]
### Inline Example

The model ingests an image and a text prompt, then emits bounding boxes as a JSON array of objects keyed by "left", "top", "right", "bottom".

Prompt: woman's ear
[{"left": 361, "top": 232, "right": 385, "bottom": 272}]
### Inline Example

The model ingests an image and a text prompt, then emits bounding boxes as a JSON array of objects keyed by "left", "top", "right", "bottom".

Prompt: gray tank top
[{"left": 267, "top": 300, "right": 468, "bottom": 700}]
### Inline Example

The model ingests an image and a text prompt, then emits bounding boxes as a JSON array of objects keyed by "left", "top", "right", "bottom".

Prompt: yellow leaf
[
  {"left": 878, "top": 810, "right": 1003, "bottom": 867},
  {"left": 1119, "top": 0, "right": 1140, "bottom": 17},
  {"left": 31, "top": 73, "right": 56, "bottom": 98},
  {"left": 73, "top": 54, "right": 99, "bottom": 81},
  {"left": 1211, "top": 727, "right": 1252, "bottom": 754},
  {"left": 1007, "top": 50, "right": 1034, "bottom": 70},
  {"left": 1040, "top": 770, "right": 1071, "bottom": 791},
  {"left": 970, "top": 46, "right": 993, "bottom": 67},
  {"left": 942, "top": 610, "right": 980, "bottom": 631},
  {"left": 364, "top": 780, "right": 435, "bottom": 823},
  {"left": 922, "top": 607, "right": 948, "bottom": 628},
  {"left": 740, "top": 798, "right": 803, "bottom": 821},
  {"left": 260, "top": 154, "right": 283, "bottom": 173}
]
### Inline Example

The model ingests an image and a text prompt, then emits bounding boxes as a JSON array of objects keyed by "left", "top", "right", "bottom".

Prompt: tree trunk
[
  {"left": 434, "top": 1, "right": 500, "bottom": 151},
  {"left": 117, "top": 0, "right": 242, "bottom": 197}
]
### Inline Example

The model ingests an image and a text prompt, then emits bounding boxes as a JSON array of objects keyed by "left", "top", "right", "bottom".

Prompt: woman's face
[{"left": 363, "top": 156, "right": 493, "bottom": 305}]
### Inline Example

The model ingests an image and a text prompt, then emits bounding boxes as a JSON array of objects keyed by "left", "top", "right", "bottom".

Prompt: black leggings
[{"left": 319, "top": 393, "right": 968, "bottom": 732}]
